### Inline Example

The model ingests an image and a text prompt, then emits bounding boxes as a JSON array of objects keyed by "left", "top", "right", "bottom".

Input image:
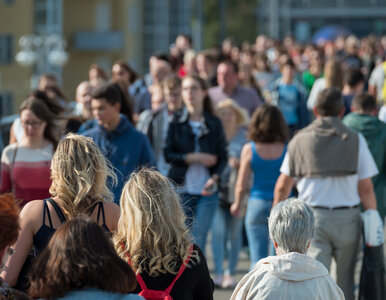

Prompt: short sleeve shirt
[{"left": 280, "top": 133, "right": 378, "bottom": 207}]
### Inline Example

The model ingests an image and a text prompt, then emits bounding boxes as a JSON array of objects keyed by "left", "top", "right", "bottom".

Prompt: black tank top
[{"left": 33, "top": 199, "right": 111, "bottom": 256}]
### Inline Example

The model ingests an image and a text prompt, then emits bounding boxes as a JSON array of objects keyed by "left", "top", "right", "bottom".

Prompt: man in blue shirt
[{"left": 83, "top": 83, "right": 156, "bottom": 204}]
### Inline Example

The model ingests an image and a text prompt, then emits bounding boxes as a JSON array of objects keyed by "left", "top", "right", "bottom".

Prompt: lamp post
[{"left": 15, "top": 33, "right": 69, "bottom": 88}]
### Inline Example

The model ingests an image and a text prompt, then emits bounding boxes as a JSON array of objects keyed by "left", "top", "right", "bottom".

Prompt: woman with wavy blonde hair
[
  {"left": 1, "top": 134, "right": 120, "bottom": 291},
  {"left": 114, "top": 168, "right": 214, "bottom": 299}
]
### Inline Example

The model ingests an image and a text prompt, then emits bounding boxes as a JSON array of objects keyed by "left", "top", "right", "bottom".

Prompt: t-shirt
[
  {"left": 280, "top": 133, "right": 378, "bottom": 207},
  {"left": 0, "top": 143, "right": 53, "bottom": 206},
  {"left": 184, "top": 120, "right": 210, "bottom": 194},
  {"left": 208, "top": 85, "right": 263, "bottom": 116},
  {"left": 379, "top": 105, "right": 386, "bottom": 123},
  {"left": 369, "top": 63, "right": 385, "bottom": 104},
  {"left": 307, "top": 77, "right": 326, "bottom": 110},
  {"left": 277, "top": 84, "right": 300, "bottom": 125}
]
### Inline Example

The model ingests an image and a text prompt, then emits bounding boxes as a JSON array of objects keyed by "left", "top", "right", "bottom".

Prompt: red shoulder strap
[
  {"left": 164, "top": 244, "right": 194, "bottom": 294},
  {"left": 136, "top": 272, "right": 148, "bottom": 291}
]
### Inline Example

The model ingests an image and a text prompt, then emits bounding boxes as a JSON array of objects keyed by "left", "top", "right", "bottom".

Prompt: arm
[
  {"left": 358, "top": 178, "right": 377, "bottom": 210},
  {"left": 1, "top": 202, "right": 40, "bottom": 286},
  {"left": 9, "top": 123, "right": 17, "bottom": 145},
  {"left": 230, "top": 144, "right": 252, "bottom": 217},
  {"left": 273, "top": 173, "right": 295, "bottom": 207},
  {"left": 140, "top": 134, "right": 157, "bottom": 168}
]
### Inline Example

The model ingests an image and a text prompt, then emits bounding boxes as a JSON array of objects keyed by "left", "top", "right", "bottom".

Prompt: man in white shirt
[{"left": 273, "top": 87, "right": 378, "bottom": 300}]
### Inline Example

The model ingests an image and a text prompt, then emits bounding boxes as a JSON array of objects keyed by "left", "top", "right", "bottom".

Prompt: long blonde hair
[
  {"left": 49, "top": 134, "right": 116, "bottom": 218},
  {"left": 324, "top": 57, "right": 343, "bottom": 90},
  {"left": 113, "top": 168, "right": 197, "bottom": 276}
]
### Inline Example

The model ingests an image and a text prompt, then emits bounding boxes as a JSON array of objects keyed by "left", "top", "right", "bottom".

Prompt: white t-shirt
[
  {"left": 184, "top": 120, "right": 210, "bottom": 195},
  {"left": 280, "top": 133, "right": 378, "bottom": 207},
  {"left": 379, "top": 105, "right": 386, "bottom": 123},
  {"left": 369, "top": 63, "right": 385, "bottom": 103},
  {"left": 307, "top": 78, "right": 326, "bottom": 110}
]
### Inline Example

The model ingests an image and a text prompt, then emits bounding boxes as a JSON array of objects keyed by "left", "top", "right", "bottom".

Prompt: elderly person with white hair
[{"left": 231, "top": 198, "right": 344, "bottom": 300}]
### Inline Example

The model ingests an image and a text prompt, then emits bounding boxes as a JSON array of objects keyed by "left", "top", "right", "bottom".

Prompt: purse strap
[{"left": 10, "top": 144, "right": 18, "bottom": 193}]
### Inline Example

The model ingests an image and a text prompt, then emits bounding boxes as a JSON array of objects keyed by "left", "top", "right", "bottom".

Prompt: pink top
[{"left": 0, "top": 143, "right": 53, "bottom": 207}]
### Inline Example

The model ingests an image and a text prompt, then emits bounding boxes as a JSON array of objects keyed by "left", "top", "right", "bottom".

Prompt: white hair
[{"left": 269, "top": 198, "right": 315, "bottom": 254}]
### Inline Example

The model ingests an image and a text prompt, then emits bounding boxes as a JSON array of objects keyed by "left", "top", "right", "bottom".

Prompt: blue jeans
[
  {"left": 211, "top": 205, "right": 243, "bottom": 275},
  {"left": 181, "top": 192, "right": 219, "bottom": 254},
  {"left": 245, "top": 199, "right": 272, "bottom": 269}
]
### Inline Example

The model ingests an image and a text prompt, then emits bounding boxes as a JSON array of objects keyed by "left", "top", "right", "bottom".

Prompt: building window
[{"left": 0, "top": 35, "right": 13, "bottom": 65}]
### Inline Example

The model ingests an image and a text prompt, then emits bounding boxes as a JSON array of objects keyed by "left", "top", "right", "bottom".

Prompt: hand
[
  {"left": 228, "top": 157, "right": 240, "bottom": 168},
  {"left": 201, "top": 178, "right": 217, "bottom": 196},
  {"left": 230, "top": 202, "right": 242, "bottom": 218}
]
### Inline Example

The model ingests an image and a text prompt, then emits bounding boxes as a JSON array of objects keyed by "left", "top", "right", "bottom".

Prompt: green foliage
[{"left": 202, "top": 0, "right": 258, "bottom": 48}]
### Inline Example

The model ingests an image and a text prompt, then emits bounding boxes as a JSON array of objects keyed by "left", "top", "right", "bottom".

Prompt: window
[{"left": 0, "top": 35, "right": 13, "bottom": 65}]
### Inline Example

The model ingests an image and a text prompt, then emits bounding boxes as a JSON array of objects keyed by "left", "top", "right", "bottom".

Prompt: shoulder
[
  {"left": 1, "top": 143, "right": 17, "bottom": 162},
  {"left": 102, "top": 201, "right": 120, "bottom": 219}
]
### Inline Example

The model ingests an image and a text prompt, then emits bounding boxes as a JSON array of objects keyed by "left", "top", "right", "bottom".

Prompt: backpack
[{"left": 136, "top": 244, "right": 193, "bottom": 300}]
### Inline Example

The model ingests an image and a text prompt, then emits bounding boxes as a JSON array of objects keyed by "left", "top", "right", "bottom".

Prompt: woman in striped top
[{"left": 0, "top": 92, "right": 59, "bottom": 206}]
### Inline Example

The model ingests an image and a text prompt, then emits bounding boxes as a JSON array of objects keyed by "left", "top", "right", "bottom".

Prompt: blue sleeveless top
[
  {"left": 33, "top": 199, "right": 111, "bottom": 256},
  {"left": 249, "top": 142, "right": 286, "bottom": 201}
]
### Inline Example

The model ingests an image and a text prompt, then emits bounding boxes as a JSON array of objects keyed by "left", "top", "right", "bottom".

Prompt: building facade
[{"left": 0, "top": 0, "right": 191, "bottom": 115}]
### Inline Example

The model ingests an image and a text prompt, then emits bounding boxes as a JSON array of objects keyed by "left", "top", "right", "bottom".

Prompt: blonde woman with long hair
[
  {"left": 114, "top": 168, "right": 214, "bottom": 300},
  {"left": 307, "top": 57, "right": 343, "bottom": 110},
  {"left": 1, "top": 134, "right": 120, "bottom": 290}
]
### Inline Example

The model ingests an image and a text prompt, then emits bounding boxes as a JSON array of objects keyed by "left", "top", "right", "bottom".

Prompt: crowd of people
[{"left": 0, "top": 31, "right": 385, "bottom": 300}]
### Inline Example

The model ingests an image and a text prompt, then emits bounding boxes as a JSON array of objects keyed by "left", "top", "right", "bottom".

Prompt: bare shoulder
[
  {"left": 19, "top": 200, "right": 45, "bottom": 232},
  {"left": 102, "top": 201, "right": 121, "bottom": 230},
  {"left": 241, "top": 143, "right": 253, "bottom": 160}
]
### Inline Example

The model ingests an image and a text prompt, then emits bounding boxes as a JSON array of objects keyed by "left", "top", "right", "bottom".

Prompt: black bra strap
[{"left": 47, "top": 198, "right": 66, "bottom": 223}]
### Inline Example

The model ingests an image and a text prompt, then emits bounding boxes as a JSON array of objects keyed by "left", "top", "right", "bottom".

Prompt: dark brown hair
[
  {"left": 89, "top": 64, "right": 108, "bottom": 81},
  {"left": 183, "top": 75, "right": 214, "bottom": 115},
  {"left": 112, "top": 60, "right": 138, "bottom": 84},
  {"left": 110, "top": 79, "right": 134, "bottom": 123},
  {"left": 29, "top": 217, "right": 137, "bottom": 299},
  {"left": 0, "top": 193, "right": 19, "bottom": 250},
  {"left": 315, "top": 87, "right": 343, "bottom": 117},
  {"left": 248, "top": 104, "right": 289, "bottom": 143},
  {"left": 20, "top": 94, "right": 60, "bottom": 149},
  {"left": 352, "top": 92, "right": 376, "bottom": 113}
]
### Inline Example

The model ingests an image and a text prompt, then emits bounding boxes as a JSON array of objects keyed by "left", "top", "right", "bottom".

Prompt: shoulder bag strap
[
  {"left": 164, "top": 244, "right": 194, "bottom": 294},
  {"left": 47, "top": 198, "right": 66, "bottom": 223},
  {"left": 10, "top": 144, "right": 18, "bottom": 193}
]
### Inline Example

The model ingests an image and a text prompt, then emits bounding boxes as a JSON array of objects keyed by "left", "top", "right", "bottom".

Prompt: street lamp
[{"left": 15, "top": 34, "right": 69, "bottom": 88}]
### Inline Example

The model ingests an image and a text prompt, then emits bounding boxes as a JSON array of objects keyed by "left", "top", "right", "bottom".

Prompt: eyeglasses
[{"left": 21, "top": 120, "right": 44, "bottom": 128}]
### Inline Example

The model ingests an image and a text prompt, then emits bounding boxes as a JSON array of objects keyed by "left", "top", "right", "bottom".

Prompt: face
[
  {"left": 39, "top": 77, "right": 58, "bottom": 99},
  {"left": 151, "top": 86, "right": 164, "bottom": 112},
  {"left": 164, "top": 87, "right": 182, "bottom": 112},
  {"left": 112, "top": 64, "right": 130, "bottom": 83},
  {"left": 218, "top": 106, "right": 237, "bottom": 127},
  {"left": 182, "top": 78, "right": 205, "bottom": 109},
  {"left": 217, "top": 63, "right": 238, "bottom": 89},
  {"left": 20, "top": 109, "right": 46, "bottom": 139},
  {"left": 91, "top": 98, "right": 120, "bottom": 128},
  {"left": 282, "top": 65, "right": 295, "bottom": 81}
]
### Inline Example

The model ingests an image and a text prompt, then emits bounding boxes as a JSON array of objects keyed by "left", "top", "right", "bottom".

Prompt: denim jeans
[
  {"left": 211, "top": 205, "right": 243, "bottom": 275},
  {"left": 181, "top": 192, "right": 219, "bottom": 254},
  {"left": 245, "top": 199, "right": 272, "bottom": 269}
]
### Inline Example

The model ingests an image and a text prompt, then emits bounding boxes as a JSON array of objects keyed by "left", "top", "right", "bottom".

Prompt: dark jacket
[
  {"left": 83, "top": 115, "right": 156, "bottom": 203},
  {"left": 343, "top": 112, "right": 386, "bottom": 217},
  {"left": 164, "top": 111, "right": 228, "bottom": 186}
]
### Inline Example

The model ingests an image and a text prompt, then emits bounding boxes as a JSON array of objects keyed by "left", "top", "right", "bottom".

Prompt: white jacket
[{"left": 231, "top": 252, "right": 344, "bottom": 300}]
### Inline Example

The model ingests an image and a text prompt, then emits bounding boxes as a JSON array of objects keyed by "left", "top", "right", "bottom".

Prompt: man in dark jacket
[{"left": 83, "top": 83, "right": 156, "bottom": 204}]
